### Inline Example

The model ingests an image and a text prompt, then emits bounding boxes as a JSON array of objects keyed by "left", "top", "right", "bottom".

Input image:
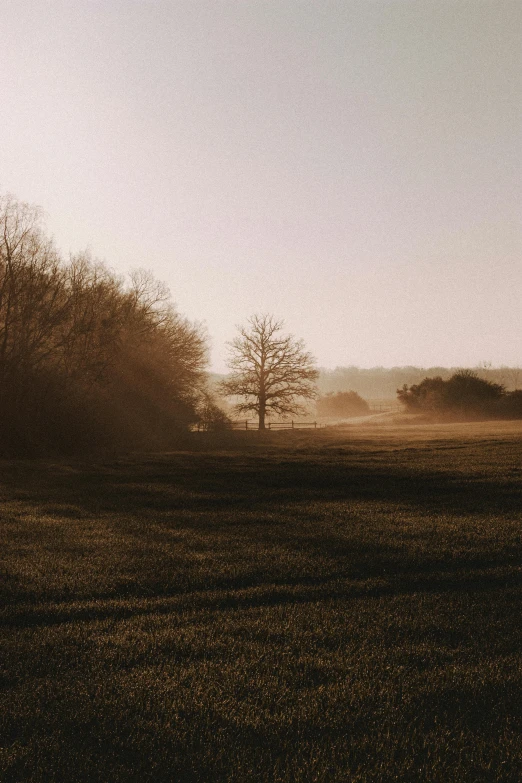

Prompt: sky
[{"left": 2, "top": 0, "right": 521, "bottom": 372}]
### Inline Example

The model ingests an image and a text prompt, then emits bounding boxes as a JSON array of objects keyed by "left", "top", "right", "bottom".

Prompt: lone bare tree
[{"left": 221, "top": 314, "right": 318, "bottom": 429}]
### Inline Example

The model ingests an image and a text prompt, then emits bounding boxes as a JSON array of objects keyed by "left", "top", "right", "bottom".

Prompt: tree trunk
[{"left": 258, "top": 395, "right": 266, "bottom": 430}]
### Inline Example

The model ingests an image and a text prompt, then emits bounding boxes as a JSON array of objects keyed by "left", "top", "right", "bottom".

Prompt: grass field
[{"left": 2, "top": 420, "right": 522, "bottom": 782}]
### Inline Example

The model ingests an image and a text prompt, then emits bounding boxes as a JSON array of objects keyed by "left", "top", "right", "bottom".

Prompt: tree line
[
  {"left": 0, "top": 195, "right": 208, "bottom": 453},
  {"left": 318, "top": 364, "right": 521, "bottom": 399},
  {"left": 0, "top": 195, "right": 318, "bottom": 451},
  {"left": 397, "top": 370, "right": 522, "bottom": 419},
  {"left": 2, "top": 194, "right": 521, "bottom": 453}
]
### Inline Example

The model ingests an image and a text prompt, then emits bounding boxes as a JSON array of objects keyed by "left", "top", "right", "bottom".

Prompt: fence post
[
  {"left": 268, "top": 422, "right": 271, "bottom": 430},
  {"left": 291, "top": 420, "right": 294, "bottom": 429},
  {"left": 314, "top": 421, "right": 316, "bottom": 429},
  {"left": 246, "top": 420, "right": 248, "bottom": 430}
]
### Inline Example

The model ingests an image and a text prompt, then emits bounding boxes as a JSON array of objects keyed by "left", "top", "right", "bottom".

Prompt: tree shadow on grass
[
  {"left": 2, "top": 452, "right": 520, "bottom": 518},
  {"left": 2, "top": 451, "right": 522, "bottom": 630},
  {"left": 4, "top": 557, "right": 522, "bottom": 631}
]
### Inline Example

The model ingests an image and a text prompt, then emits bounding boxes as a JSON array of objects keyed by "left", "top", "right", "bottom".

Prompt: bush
[
  {"left": 316, "top": 391, "right": 370, "bottom": 418},
  {"left": 497, "top": 389, "right": 522, "bottom": 419},
  {"left": 397, "top": 370, "right": 520, "bottom": 420},
  {"left": 397, "top": 377, "right": 446, "bottom": 412},
  {"left": 196, "top": 394, "right": 233, "bottom": 431}
]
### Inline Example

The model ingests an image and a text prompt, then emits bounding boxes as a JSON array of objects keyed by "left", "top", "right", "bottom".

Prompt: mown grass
[{"left": 1, "top": 421, "right": 522, "bottom": 782}]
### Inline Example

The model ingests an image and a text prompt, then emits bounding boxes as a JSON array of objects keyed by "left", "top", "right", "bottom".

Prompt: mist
[{"left": 2, "top": 0, "right": 520, "bottom": 374}]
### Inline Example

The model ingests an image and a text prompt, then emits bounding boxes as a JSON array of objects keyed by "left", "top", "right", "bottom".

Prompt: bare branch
[{"left": 220, "top": 314, "right": 318, "bottom": 428}]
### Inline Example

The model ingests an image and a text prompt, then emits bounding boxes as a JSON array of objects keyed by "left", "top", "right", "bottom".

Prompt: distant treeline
[
  {"left": 3, "top": 193, "right": 521, "bottom": 453},
  {"left": 0, "top": 195, "right": 211, "bottom": 454},
  {"left": 318, "top": 365, "right": 521, "bottom": 400}
]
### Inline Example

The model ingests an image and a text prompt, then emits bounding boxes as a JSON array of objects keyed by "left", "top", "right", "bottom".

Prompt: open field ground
[{"left": 2, "top": 421, "right": 522, "bottom": 781}]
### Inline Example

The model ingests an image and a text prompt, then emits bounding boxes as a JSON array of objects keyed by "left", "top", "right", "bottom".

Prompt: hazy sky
[{"left": 2, "top": 0, "right": 521, "bottom": 371}]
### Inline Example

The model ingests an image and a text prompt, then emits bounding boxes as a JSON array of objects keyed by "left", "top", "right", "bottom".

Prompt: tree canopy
[
  {"left": 220, "top": 314, "right": 318, "bottom": 429},
  {"left": 397, "top": 370, "right": 522, "bottom": 419},
  {"left": 0, "top": 194, "right": 209, "bottom": 453}
]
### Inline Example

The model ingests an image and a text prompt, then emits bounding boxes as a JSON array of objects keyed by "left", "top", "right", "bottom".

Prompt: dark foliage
[
  {"left": 320, "top": 365, "right": 522, "bottom": 399},
  {"left": 397, "top": 370, "right": 520, "bottom": 419},
  {"left": 496, "top": 389, "right": 522, "bottom": 418},
  {"left": 0, "top": 195, "right": 208, "bottom": 454},
  {"left": 316, "top": 390, "right": 370, "bottom": 418},
  {"left": 196, "top": 393, "right": 233, "bottom": 431}
]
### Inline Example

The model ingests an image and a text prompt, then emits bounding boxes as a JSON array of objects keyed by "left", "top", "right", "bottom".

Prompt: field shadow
[
  {"left": 2, "top": 450, "right": 520, "bottom": 518},
  {"left": 2, "top": 445, "right": 522, "bottom": 627},
  {"left": 4, "top": 553, "right": 522, "bottom": 632}
]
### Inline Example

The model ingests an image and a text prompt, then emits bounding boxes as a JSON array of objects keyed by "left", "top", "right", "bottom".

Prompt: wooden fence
[
  {"left": 231, "top": 420, "right": 322, "bottom": 431},
  {"left": 193, "top": 406, "right": 403, "bottom": 432}
]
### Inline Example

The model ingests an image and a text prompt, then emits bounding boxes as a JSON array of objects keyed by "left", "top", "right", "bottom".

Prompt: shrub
[
  {"left": 316, "top": 390, "right": 370, "bottom": 418},
  {"left": 196, "top": 394, "right": 233, "bottom": 431},
  {"left": 397, "top": 377, "right": 446, "bottom": 412},
  {"left": 397, "top": 370, "right": 519, "bottom": 420},
  {"left": 497, "top": 389, "right": 522, "bottom": 419}
]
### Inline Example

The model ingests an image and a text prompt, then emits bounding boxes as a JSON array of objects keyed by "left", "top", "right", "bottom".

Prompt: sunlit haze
[{"left": 2, "top": 0, "right": 521, "bottom": 372}]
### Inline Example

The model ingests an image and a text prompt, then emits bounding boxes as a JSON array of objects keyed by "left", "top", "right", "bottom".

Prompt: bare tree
[
  {"left": 0, "top": 193, "right": 210, "bottom": 453},
  {"left": 0, "top": 195, "right": 67, "bottom": 394},
  {"left": 221, "top": 314, "right": 318, "bottom": 429}
]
